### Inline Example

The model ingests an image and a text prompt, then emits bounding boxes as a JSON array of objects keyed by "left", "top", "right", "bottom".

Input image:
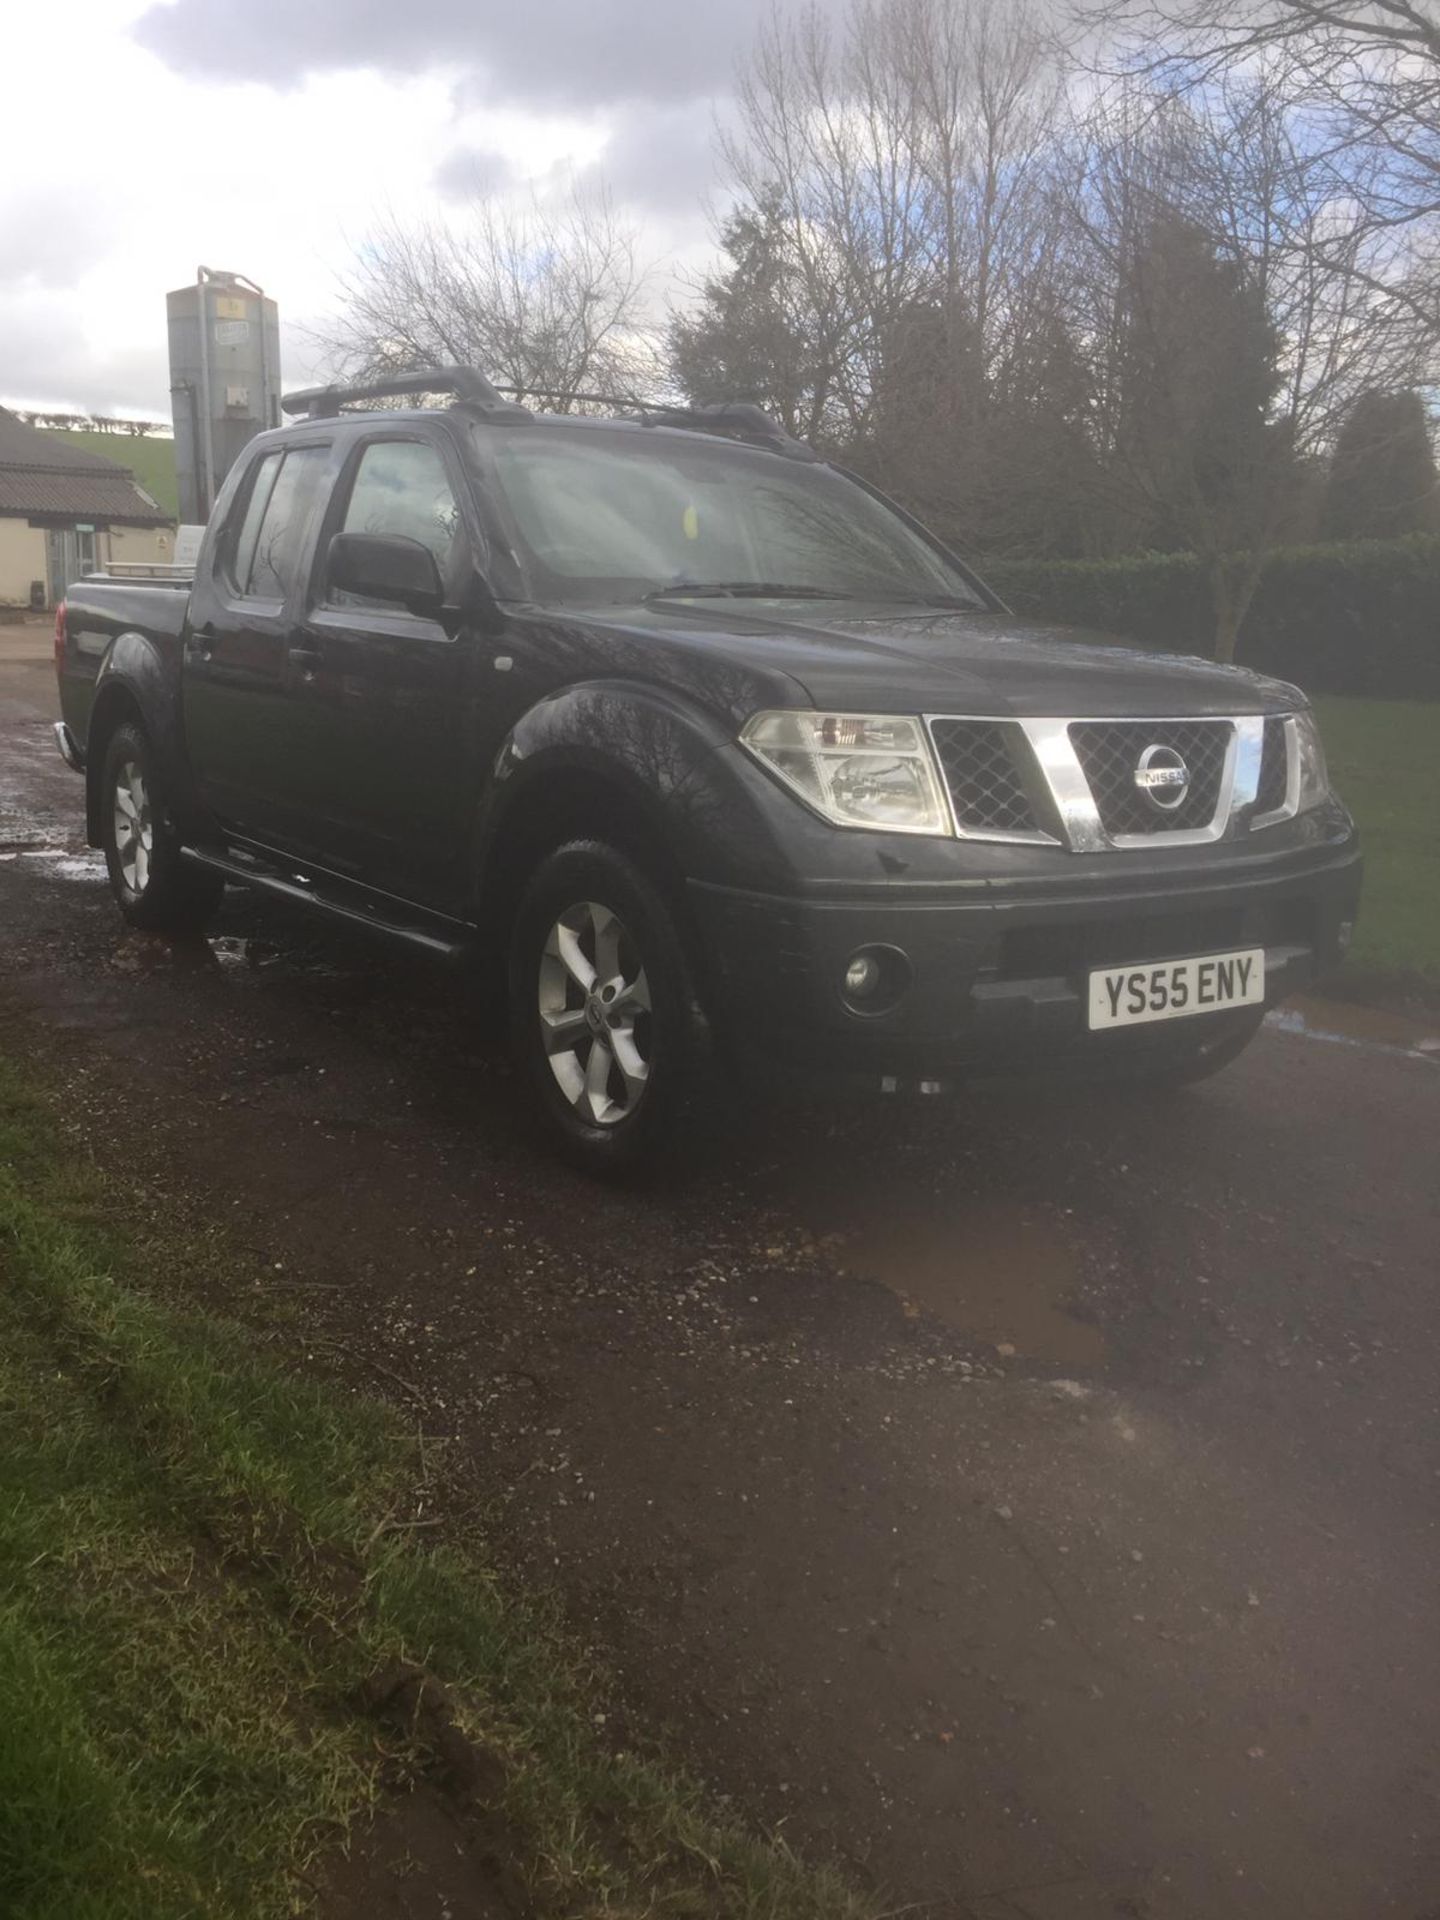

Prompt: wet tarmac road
[{"left": 3, "top": 625, "right": 1439, "bottom": 1920}]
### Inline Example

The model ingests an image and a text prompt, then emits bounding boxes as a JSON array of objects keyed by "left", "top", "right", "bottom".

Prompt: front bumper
[{"left": 689, "top": 833, "right": 1362, "bottom": 1095}]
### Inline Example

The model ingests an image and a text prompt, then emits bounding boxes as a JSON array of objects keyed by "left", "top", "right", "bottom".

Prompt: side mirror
[{"left": 328, "top": 532, "right": 444, "bottom": 618}]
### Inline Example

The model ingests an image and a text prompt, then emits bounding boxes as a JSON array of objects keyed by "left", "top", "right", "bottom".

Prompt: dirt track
[{"left": 3, "top": 623, "right": 1438, "bottom": 1920}]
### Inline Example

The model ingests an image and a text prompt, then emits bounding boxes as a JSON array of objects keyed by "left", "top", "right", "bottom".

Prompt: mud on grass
[{"left": 0, "top": 1055, "right": 873, "bottom": 1920}]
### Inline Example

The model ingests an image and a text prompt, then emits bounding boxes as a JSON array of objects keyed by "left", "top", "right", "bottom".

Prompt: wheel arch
[
  {"left": 84, "top": 678, "right": 151, "bottom": 847},
  {"left": 476, "top": 754, "right": 697, "bottom": 957},
  {"left": 84, "top": 632, "right": 209, "bottom": 849}
]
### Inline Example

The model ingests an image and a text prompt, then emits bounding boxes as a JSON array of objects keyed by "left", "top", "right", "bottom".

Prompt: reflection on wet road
[{"left": 1269, "top": 992, "right": 1440, "bottom": 1062}]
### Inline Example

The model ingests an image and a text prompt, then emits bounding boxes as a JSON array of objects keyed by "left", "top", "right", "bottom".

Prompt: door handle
[
  {"left": 289, "top": 642, "right": 324, "bottom": 680},
  {"left": 189, "top": 624, "right": 215, "bottom": 664}
]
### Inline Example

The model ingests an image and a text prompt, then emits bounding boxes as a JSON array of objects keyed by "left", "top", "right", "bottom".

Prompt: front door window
[{"left": 327, "top": 439, "right": 462, "bottom": 610}]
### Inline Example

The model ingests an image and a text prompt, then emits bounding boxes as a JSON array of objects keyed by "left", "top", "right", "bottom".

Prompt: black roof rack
[
  {"left": 636, "top": 400, "right": 811, "bottom": 455},
  {"left": 492, "top": 386, "right": 646, "bottom": 410},
  {"left": 278, "top": 366, "right": 812, "bottom": 456},
  {"left": 280, "top": 366, "right": 529, "bottom": 421},
  {"left": 486, "top": 387, "right": 812, "bottom": 458}
]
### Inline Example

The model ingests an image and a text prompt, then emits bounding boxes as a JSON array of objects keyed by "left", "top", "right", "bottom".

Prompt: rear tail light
[{"left": 53, "top": 599, "right": 66, "bottom": 669}]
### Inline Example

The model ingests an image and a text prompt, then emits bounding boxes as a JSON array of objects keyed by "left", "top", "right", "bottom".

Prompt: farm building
[{"left": 0, "top": 408, "right": 174, "bottom": 608}]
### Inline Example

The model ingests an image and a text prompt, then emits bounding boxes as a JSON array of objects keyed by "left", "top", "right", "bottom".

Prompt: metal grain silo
[{"left": 166, "top": 267, "right": 281, "bottom": 524}]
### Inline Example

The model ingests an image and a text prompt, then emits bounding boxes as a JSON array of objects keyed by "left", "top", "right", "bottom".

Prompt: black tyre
[
  {"left": 99, "top": 721, "right": 224, "bottom": 934},
  {"left": 509, "top": 839, "right": 697, "bottom": 1173}
]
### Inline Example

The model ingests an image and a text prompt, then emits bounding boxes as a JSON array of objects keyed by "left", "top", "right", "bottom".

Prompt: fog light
[
  {"left": 845, "top": 953, "right": 882, "bottom": 998},
  {"left": 840, "top": 945, "right": 912, "bottom": 1014}
]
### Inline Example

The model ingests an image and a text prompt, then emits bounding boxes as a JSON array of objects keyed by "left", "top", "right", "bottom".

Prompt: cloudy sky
[{"left": 1, "top": 0, "right": 819, "bottom": 419}]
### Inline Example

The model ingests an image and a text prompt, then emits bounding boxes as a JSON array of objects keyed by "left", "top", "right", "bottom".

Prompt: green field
[
  {"left": 0, "top": 1055, "right": 870, "bottom": 1920},
  {"left": 1316, "top": 698, "right": 1440, "bottom": 985},
  {"left": 41, "top": 430, "right": 179, "bottom": 520}
]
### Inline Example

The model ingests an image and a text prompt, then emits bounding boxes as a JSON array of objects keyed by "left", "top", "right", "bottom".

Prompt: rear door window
[
  {"left": 221, "top": 446, "right": 329, "bottom": 603},
  {"left": 245, "top": 447, "right": 329, "bottom": 601},
  {"left": 226, "top": 450, "right": 282, "bottom": 595}
]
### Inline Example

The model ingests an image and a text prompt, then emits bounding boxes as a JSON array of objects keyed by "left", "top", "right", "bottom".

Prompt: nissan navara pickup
[{"left": 53, "top": 367, "right": 1361, "bottom": 1169}]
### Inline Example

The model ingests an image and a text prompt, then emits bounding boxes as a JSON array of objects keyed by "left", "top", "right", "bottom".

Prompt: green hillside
[{"left": 41, "top": 430, "right": 179, "bottom": 521}]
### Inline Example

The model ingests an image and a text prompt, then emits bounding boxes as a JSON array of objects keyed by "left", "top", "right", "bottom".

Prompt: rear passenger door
[
  {"left": 183, "top": 438, "right": 333, "bottom": 844},
  {"left": 280, "top": 431, "right": 483, "bottom": 909}
]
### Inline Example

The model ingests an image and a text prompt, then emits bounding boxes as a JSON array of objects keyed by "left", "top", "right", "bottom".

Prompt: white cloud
[{"left": 0, "top": 0, "right": 782, "bottom": 416}]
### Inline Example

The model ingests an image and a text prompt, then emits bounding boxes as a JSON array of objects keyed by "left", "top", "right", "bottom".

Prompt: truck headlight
[
  {"left": 1294, "top": 711, "right": 1330, "bottom": 813},
  {"left": 741, "top": 711, "right": 950, "bottom": 835}
]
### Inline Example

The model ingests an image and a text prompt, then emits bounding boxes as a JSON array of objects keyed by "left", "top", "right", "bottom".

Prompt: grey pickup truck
[{"left": 54, "top": 366, "right": 1361, "bottom": 1168}]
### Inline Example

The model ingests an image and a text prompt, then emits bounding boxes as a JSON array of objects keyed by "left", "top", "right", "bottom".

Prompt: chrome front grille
[
  {"left": 1068, "top": 719, "right": 1232, "bottom": 835},
  {"left": 926, "top": 711, "right": 1293, "bottom": 851},
  {"left": 928, "top": 720, "right": 1038, "bottom": 836}
]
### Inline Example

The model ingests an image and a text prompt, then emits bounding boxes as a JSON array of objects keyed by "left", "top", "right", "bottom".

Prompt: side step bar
[{"left": 179, "top": 847, "right": 469, "bottom": 963}]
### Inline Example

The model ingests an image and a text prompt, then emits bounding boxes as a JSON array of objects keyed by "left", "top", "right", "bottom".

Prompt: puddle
[
  {"left": 109, "top": 933, "right": 221, "bottom": 974},
  {"left": 0, "top": 847, "right": 104, "bottom": 880},
  {"left": 836, "top": 1199, "right": 1106, "bottom": 1368},
  {"left": 20, "top": 849, "right": 104, "bottom": 881},
  {"left": 1267, "top": 995, "right": 1440, "bottom": 1064},
  {"left": 207, "top": 932, "right": 364, "bottom": 982},
  {"left": 210, "top": 935, "right": 276, "bottom": 970},
  {"left": 0, "top": 797, "right": 104, "bottom": 881}
]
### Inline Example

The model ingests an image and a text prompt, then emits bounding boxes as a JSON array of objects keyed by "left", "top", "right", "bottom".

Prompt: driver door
[{"left": 278, "top": 431, "right": 485, "bottom": 911}]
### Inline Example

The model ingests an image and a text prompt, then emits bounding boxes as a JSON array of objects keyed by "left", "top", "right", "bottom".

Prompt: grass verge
[
  {"left": 0, "top": 1053, "right": 870, "bottom": 1920},
  {"left": 1316, "top": 698, "right": 1440, "bottom": 987}
]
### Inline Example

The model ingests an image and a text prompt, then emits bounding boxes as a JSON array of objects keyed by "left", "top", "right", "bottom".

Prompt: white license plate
[{"left": 1087, "top": 949, "right": 1265, "bottom": 1030}]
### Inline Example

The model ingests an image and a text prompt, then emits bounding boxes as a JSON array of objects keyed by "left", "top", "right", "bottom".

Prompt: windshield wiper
[
  {"left": 644, "top": 581, "right": 859, "bottom": 602},
  {"left": 643, "top": 581, "right": 981, "bottom": 610},
  {"left": 866, "top": 591, "right": 981, "bottom": 610}
]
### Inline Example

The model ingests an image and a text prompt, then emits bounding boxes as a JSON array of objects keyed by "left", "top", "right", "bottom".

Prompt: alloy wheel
[
  {"left": 112, "top": 760, "right": 153, "bottom": 896},
  {"left": 538, "top": 900, "right": 652, "bottom": 1125}
]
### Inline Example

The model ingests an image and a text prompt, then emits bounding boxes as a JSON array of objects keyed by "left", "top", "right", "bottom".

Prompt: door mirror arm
[{"left": 459, "top": 565, "right": 507, "bottom": 638}]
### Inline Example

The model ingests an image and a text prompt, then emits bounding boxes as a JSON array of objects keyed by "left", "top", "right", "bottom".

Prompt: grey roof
[{"left": 0, "top": 408, "right": 172, "bottom": 525}]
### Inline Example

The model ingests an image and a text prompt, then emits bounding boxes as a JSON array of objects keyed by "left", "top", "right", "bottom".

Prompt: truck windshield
[{"left": 477, "top": 425, "right": 986, "bottom": 610}]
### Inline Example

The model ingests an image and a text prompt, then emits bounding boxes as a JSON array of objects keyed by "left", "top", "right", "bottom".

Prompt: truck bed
[{"left": 59, "top": 575, "right": 193, "bottom": 752}]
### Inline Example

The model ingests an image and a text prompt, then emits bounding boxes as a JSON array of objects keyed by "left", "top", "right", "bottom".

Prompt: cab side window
[
  {"left": 329, "top": 440, "right": 462, "bottom": 610},
  {"left": 225, "top": 450, "right": 281, "bottom": 595},
  {"left": 224, "top": 446, "right": 329, "bottom": 601}
]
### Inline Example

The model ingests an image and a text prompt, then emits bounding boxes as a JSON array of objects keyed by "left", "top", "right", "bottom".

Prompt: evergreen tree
[
  {"left": 667, "top": 195, "right": 836, "bottom": 441},
  {"left": 1320, "top": 390, "right": 1440, "bottom": 542}
]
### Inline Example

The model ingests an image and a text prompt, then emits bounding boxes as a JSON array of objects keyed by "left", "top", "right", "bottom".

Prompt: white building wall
[
  {"left": 0, "top": 518, "right": 49, "bottom": 607},
  {"left": 0, "top": 519, "right": 175, "bottom": 606}
]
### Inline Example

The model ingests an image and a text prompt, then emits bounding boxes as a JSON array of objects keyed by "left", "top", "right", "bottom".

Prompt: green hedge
[{"left": 985, "top": 535, "right": 1440, "bottom": 699}]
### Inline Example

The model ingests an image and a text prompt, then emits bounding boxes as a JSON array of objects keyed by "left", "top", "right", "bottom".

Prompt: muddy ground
[{"left": 3, "top": 624, "right": 1438, "bottom": 1920}]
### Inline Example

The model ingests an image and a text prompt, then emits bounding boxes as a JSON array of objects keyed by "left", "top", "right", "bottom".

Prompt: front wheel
[
  {"left": 509, "top": 840, "right": 698, "bottom": 1173},
  {"left": 100, "top": 721, "right": 223, "bottom": 934}
]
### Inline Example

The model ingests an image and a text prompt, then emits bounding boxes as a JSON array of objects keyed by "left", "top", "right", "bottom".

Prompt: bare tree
[
  {"left": 1075, "top": 0, "right": 1440, "bottom": 340},
  {"left": 1058, "top": 71, "right": 1432, "bottom": 655},
  {"left": 681, "top": 0, "right": 1432, "bottom": 653},
  {"left": 317, "top": 183, "right": 656, "bottom": 405},
  {"left": 706, "top": 0, "right": 1069, "bottom": 536},
  {"left": 721, "top": 3, "right": 926, "bottom": 440}
]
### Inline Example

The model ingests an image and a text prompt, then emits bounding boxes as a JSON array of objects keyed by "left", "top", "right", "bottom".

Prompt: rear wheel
[
  {"left": 100, "top": 721, "right": 223, "bottom": 934},
  {"left": 510, "top": 840, "right": 697, "bottom": 1173}
]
